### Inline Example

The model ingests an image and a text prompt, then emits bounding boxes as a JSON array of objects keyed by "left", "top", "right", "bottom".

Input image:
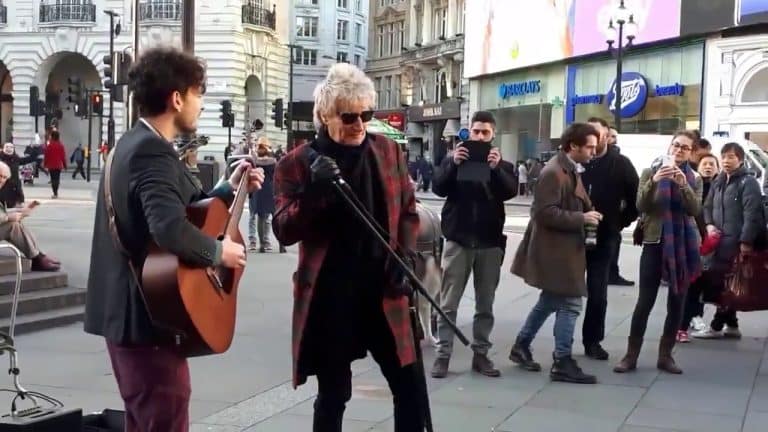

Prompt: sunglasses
[{"left": 338, "top": 110, "right": 374, "bottom": 125}]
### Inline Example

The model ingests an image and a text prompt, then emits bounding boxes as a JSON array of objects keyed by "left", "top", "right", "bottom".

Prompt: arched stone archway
[
  {"left": 245, "top": 75, "right": 266, "bottom": 130},
  {"left": 35, "top": 52, "right": 101, "bottom": 155},
  {"left": 740, "top": 66, "right": 768, "bottom": 103},
  {"left": 0, "top": 62, "right": 12, "bottom": 144}
]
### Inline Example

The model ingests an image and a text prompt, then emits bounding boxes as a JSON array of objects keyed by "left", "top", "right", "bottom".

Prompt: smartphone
[
  {"left": 27, "top": 200, "right": 41, "bottom": 209},
  {"left": 661, "top": 155, "right": 674, "bottom": 167},
  {"left": 460, "top": 140, "right": 491, "bottom": 163}
]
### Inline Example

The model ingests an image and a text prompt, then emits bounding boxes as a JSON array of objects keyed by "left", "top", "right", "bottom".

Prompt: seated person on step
[{"left": 0, "top": 161, "right": 61, "bottom": 271}]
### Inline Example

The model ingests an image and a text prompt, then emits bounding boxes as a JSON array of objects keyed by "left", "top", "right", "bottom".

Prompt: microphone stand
[{"left": 330, "top": 178, "right": 470, "bottom": 432}]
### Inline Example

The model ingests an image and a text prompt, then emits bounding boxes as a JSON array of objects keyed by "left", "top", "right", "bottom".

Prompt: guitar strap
[{"left": 103, "top": 148, "right": 141, "bottom": 286}]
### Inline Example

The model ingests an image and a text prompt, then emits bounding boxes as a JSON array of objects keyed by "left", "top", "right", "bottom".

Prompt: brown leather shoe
[
  {"left": 472, "top": 354, "right": 501, "bottom": 377},
  {"left": 31, "top": 254, "right": 60, "bottom": 272},
  {"left": 657, "top": 336, "right": 682, "bottom": 374}
]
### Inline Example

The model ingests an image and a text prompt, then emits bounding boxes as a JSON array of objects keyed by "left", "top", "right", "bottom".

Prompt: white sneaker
[
  {"left": 692, "top": 328, "right": 724, "bottom": 339},
  {"left": 691, "top": 317, "right": 707, "bottom": 332},
  {"left": 723, "top": 325, "right": 742, "bottom": 339}
]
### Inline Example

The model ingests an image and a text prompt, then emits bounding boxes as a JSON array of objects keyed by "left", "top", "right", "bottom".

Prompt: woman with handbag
[{"left": 615, "top": 130, "right": 703, "bottom": 374}]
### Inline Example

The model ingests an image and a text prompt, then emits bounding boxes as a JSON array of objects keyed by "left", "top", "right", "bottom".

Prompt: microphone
[{"left": 306, "top": 147, "right": 345, "bottom": 184}]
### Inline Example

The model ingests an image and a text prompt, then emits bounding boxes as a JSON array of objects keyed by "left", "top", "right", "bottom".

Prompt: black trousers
[
  {"left": 312, "top": 310, "right": 424, "bottom": 432},
  {"left": 72, "top": 162, "right": 86, "bottom": 179},
  {"left": 680, "top": 273, "right": 709, "bottom": 331},
  {"left": 711, "top": 308, "right": 738, "bottom": 331},
  {"left": 630, "top": 244, "right": 685, "bottom": 339},
  {"left": 583, "top": 232, "right": 618, "bottom": 346},
  {"left": 49, "top": 169, "right": 61, "bottom": 196}
]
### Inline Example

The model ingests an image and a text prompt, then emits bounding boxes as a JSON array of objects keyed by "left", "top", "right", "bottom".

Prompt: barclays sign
[
  {"left": 605, "top": 72, "right": 649, "bottom": 119},
  {"left": 499, "top": 80, "right": 542, "bottom": 99}
]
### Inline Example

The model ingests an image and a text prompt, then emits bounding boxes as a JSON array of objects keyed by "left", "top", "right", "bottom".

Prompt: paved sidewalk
[
  {"left": 21, "top": 171, "right": 99, "bottom": 202},
  {"left": 415, "top": 190, "right": 533, "bottom": 207},
  {"left": 6, "top": 198, "right": 767, "bottom": 432}
]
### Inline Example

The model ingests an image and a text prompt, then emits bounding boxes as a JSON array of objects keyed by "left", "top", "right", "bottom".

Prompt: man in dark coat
[
  {"left": 509, "top": 123, "right": 601, "bottom": 384},
  {"left": 84, "top": 47, "right": 264, "bottom": 432},
  {"left": 694, "top": 142, "right": 763, "bottom": 340},
  {"left": 580, "top": 118, "right": 639, "bottom": 360},
  {"left": 248, "top": 139, "right": 278, "bottom": 253},
  {"left": 273, "top": 62, "right": 422, "bottom": 431}
]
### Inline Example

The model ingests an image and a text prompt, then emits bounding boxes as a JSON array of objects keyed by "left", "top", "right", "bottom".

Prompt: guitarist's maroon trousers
[{"left": 84, "top": 119, "right": 236, "bottom": 431}]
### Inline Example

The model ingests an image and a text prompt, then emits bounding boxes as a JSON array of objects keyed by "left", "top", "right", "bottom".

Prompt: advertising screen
[
  {"left": 573, "top": 0, "right": 681, "bottom": 57},
  {"left": 738, "top": 0, "right": 768, "bottom": 25},
  {"left": 680, "top": 0, "right": 768, "bottom": 34},
  {"left": 464, "top": 0, "right": 576, "bottom": 78}
]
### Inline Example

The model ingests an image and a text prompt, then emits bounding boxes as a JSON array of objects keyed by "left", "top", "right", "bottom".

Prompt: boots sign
[{"left": 605, "top": 72, "right": 649, "bottom": 119}]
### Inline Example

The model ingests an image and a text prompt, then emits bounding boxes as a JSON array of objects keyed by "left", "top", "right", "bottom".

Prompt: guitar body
[{"left": 141, "top": 197, "right": 245, "bottom": 357}]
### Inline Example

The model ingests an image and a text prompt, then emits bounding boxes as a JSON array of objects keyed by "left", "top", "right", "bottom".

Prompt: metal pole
[
  {"left": 182, "top": 0, "right": 195, "bottom": 53},
  {"left": 614, "top": 21, "right": 624, "bottom": 133},
  {"left": 288, "top": 44, "right": 294, "bottom": 150},
  {"left": 129, "top": 0, "right": 140, "bottom": 128},
  {"left": 87, "top": 98, "right": 93, "bottom": 182},
  {"left": 107, "top": 12, "right": 116, "bottom": 149},
  {"left": 0, "top": 72, "right": 6, "bottom": 142}
]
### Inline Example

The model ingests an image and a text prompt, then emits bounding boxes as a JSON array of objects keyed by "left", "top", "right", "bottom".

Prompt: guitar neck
[{"left": 226, "top": 173, "right": 250, "bottom": 237}]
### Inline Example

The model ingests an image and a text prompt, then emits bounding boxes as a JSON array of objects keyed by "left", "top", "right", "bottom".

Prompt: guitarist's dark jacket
[{"left": 84, "top": 121, "right": 235, "bottom": 345}]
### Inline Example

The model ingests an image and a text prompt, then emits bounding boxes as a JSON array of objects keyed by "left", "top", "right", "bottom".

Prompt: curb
[{"left": 416, "top": 196, "right": 532, "bottom": 208}]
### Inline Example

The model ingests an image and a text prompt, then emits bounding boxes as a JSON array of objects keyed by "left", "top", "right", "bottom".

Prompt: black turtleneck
[{"left": 299, "top": 130, "right": 389, "bottom": 374}]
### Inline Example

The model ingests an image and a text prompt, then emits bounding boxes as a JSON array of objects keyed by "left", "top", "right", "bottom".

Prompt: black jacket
[
  {"left": 432, "top": 154, "right": 517, "bottom": 249},
  {"left": 580, "top": 146, "right": 639, "bottom": 237},
  {"left": 0, "top": 152, "right": 35, "bottom": 208},
  {"left": 704, "top": 167, "right": 765, "bottom": 271},
  {"left": 84, "top": 122, "right": 235, "bottom": 345}
]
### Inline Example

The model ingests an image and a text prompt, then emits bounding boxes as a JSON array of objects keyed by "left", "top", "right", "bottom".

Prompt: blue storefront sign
[
  {"left": 498, "top": 80, "right": 542, "bottom": 99},
  {"left": 605, "top": 72, "right": 649, "bottom": 119}
]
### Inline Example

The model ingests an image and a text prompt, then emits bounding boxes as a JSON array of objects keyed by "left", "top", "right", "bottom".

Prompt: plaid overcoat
[{"left": 273, "top": 133, "right": 419, "bottom": 388}]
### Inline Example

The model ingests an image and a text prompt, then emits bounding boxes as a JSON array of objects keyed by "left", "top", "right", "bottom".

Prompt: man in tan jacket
[
  {"left": 0, "top": 161, "right": 60, "bottom": 271},
  {"left": 508, "top": 123, "right": 602, "bottom": 384}
]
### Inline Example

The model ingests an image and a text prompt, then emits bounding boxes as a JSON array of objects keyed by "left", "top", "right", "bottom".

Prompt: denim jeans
[{"left": 516, "top": 291, "right": 583, "bottom": 359}]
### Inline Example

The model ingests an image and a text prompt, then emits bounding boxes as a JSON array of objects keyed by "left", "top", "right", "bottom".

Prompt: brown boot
[
  {"left": 657, "top": 336, "right": 682, "bottom": 374},
  {"left": 613, "top": 337, "right": 643, "bottom": 373}
]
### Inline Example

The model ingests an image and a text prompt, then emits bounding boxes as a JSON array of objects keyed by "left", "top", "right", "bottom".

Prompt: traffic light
[
  {"left": 29, "top": 86, "right": 39, "bottom": 116},
  {"left": 67, "top": 77, "right": 82, "bottom": 106},
  {"left": 220, "top": 100, "right": 234, "bottom": 128},
  {"left": 92, "top": 92, "right": 104, "bottom": 116},
  {"left": 283, "top": 105, "right": 290, "bottom": 129},
  {"left": 103, "top": 53, "right": 114, "bottom": 90},
  {"left": 271, "top": 98, "right": 284, "bottom": 129}
]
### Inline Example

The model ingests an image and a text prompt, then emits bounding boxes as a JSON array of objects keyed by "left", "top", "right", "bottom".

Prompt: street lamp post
[
  {"left": 286, "top": 44, "right": 303, "bottom": 150},
  {"left": 605, "top": 0, "right": 638, "bottom": 133}
]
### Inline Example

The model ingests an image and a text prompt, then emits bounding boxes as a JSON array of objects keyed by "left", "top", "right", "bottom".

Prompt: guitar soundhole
[{"left": 216, "top": 267, "right": 235, "bottom": 295}]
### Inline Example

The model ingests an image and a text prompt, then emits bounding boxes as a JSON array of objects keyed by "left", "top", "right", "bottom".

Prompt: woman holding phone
[{"left": 614, "top": 130, "right": 703, "bottom": 375}]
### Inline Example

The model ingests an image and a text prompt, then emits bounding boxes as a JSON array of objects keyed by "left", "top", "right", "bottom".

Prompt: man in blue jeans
[{"left": 509, "top": 123, "right": 601, "bottom": 384}]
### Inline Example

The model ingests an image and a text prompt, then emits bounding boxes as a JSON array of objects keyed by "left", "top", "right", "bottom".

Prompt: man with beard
[
  {"left": 606, "top": 126, "right": 638, "bottom": 286},
  {"left": 84, "top": 47, "right": 265, "bottom": 431},
  {"left": 580, "top": 117, "right": 638, "bottom": 360}
]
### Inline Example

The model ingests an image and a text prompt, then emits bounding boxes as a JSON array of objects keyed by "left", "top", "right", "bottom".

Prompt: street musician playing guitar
[{"left": 84, "top": 47, "right": 264, "bottom": 432}]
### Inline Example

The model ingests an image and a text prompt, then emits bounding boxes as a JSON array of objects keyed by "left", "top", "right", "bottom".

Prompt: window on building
[
  {"left": 338, "top": 0, "right": 348, "bottom": 9},
  {"left": 433, "top": 7, "right": 447, "bottom": 39},
  {"left": 296, "top": 16, "right": 318, "bottom": 38},
  {"left": 293, "top": 49, "right": 318, "bottom": 66},
  {"left": 387, "top": 23, "right": 395, "bottom": 56},
  {"left": 395, "top": 21, "right": 404, "bottom": 53},
  {"left": 354, "top": 54, "right": 362, "bottom": 67},
  {"left": 393, "top": 75, "right": 401, "bottom": 107},
  {"left": 457, "top": 0, "right": 465, "bottom": 34},
  {"left": 337, "top": 52, "right": 349, "bottom": 63},
  {"left": 377, "top": 25, "right": 385, "bottom": 57},
  {"left": 384, "top": 76, "right": 392, "bottom": 108},
  {"left": 375, "top": 77, "right": 383, "bottom": 108},
  {"left": 355, "top": 0, "right": 362, "bottom": 11},
  {"left": 415, "top": 12, "right": 423, "bottom": 45},
  {"left": 337, "top": 20, "right": 349, "bottom": 41},
  {"left": 355, "top": 23, "right": 363, "bottom": 45},
  {"left": 298, "top": 0, "right": 319, "bottom": 4}
]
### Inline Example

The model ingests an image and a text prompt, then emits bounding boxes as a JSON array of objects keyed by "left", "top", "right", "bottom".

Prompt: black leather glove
[{"left": 310, "top": 155, "right": 340, "bottom": 183}]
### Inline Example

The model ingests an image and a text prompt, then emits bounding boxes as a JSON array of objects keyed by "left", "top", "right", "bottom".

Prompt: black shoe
[
  {"left": 609, "top": 275, "right": 634, "bottom": 286},
  {"left": 430, "top": 358, "right": 449, "bottom": 379},
  {"left": 584, "top": 343, "right": 610, "bottom": 360},
  {"left": 472, "top": 354, "right": 501, "bottom": 377},
  {"left": 279, "top": 245, "right": 287, "bottom": 253},
  {"left": 550, "top": 356, "right": 597, "bottom": 384},
  {"left": 509, "top": 343, "right": 542, "bottom": 371}
]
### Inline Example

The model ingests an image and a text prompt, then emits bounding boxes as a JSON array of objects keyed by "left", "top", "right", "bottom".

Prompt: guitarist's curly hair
[{"left": 128, "top": 47, "right": 207, "bottom": 117}]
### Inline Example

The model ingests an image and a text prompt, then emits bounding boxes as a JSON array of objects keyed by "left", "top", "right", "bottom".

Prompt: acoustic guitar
[{"left": 140, "top": 163, "right": 250, "bottom": 357}]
